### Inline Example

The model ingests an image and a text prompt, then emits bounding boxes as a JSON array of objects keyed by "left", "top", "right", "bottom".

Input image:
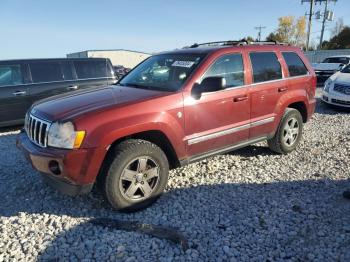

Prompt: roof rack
[{"left": 184, "top": 40, "right": 288, "bottom": 49}]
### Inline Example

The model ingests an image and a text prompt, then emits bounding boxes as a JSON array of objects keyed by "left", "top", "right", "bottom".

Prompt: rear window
[
  {"left": 282, "top": 52, "right": 308, "bottom": 77},
  {"left": 249, "top": 52, "right": 282, "bottom": 83},
  {"left": 74, "top": 60, "right": 109, "bottom": 79},
  {"left": 30, "top": 62, "right": 63, "bottom": 83},
  {"left": 0, "top": 64, "right": 23, "bottom": 87}
]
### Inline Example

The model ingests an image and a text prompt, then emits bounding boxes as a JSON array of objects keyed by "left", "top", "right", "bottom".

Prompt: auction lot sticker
[{"left": 172, "top": 61, "right": 195, "bottom": 68}]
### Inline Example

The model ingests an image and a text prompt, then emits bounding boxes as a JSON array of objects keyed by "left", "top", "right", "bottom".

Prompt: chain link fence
[{"left": 305, "top": 49, "right": 350, "bottom": 63}]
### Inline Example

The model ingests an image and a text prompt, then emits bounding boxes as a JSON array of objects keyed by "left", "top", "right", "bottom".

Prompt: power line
[
  {"left": 301, "top": 0, "right": 337, "bottom": 50},
  {"left": 254, "top": 25, "right": 266, "bottom": 41}
]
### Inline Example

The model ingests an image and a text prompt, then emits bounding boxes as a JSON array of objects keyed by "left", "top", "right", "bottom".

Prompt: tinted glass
[
  {"left": 322, "top": 57, "right": 350, "bottom": 64},
  {"left": 341, "top": 64, "right": 350, "bottom": 73},
  {"left": 61, "top": 62, "right": 74, "bottom": 80},
  {"left": 119, "top": 54, "right": 205, "bottom": 91},
  {"left": 30, "top": 62, "right": 63, "bottom": 83},
  {"left": 202, "top": 53, "right": 244, "bottom": 87},
  {"left": 250, "top": 52, "right": 282, "bottom": 83},
  {"left": 74, "top": 60, "right": 107, "bottom": 79},
  {"left": 0, "top": 65, "right": 23, "bottom": 87},
  {"left": 282, "top": 52, "right": 308, "bottom": 77}
]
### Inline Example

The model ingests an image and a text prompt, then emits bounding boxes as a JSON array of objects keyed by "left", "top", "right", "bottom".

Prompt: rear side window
[
  {"left": 282, "top": 52, "right": 308, "bottom": 77},
  {"left": 30, "top": 62, "right": 63, "bottom": 83},
  {"left": 202, "top": 53, "right": 244, "bottom": 87},
  {"left": 74, "top": 60, "right": 108, "bottom": 79},
  {"left": 61, "top": 62, "right": 74, "bottom": 80},
  {"left": 0, "top": 65, "right": 23, "bottom": 87},
  {"left": 249, "top": 52, "right": 282, "bottom": 83}
]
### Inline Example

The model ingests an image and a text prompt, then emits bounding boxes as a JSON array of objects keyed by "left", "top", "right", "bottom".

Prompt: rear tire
[
  {"left": 267, "top": 108, "right": 303, "bottom": 154},
  {"left": 103, "top": 139, "right": 169, "bottom": 212}
]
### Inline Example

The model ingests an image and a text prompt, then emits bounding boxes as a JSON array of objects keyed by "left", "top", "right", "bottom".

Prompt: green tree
[
  {"left": 265, "top": 16, "right": 306, "bottom": 48},
  {"left": 322, "top": 26, "right": 350, "bottom": 50}
]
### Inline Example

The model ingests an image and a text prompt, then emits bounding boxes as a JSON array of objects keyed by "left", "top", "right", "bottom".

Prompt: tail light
[{"left": 310, "top": 75, "right": 317, "bottom": 98}]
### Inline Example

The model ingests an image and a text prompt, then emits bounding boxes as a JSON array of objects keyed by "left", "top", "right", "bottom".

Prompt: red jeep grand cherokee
[{"left": 17, "top": 41, "right": 316, "bottom": 211}]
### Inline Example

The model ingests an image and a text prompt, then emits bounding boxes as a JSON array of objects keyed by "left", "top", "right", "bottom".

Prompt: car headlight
[
  {"left": 47, "top": 121, "right": 85, "bottom": 149},
  {"left": 324, "top": 80, "right": 331, "bottom": 92}
]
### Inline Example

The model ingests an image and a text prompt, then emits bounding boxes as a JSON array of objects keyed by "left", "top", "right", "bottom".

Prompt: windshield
[
  {"left": 119, "top": 54, "right": 205, "bottom": 91},
  {"left": 322, "top": 57, "right": 350, "bottom": 64},
  {"left": 341, "top": 64, "right": 350, "bottom": 73}
]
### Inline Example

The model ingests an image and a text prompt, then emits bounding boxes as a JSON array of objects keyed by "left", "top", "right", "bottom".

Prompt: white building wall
[{"left": 67, "top": 50, "right": 150, "bottom": 68}]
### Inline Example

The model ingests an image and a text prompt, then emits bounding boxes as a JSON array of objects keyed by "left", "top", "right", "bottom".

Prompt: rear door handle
[
  {"left": 233, "top": 95, "right": 248, "bottom": 102},
  {"left": 278, "top": 87, "right": 288, "bottom": 92},
  {"left": 67, "top": 85, "right": 79, "bottom": 91},
  {"left": 13, "top": 91, "right": 27, "bottom": 96}
]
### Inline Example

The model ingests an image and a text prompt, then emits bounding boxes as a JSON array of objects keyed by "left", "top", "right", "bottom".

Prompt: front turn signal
[{"left": 73, "top": 131, "right": 86, "bottom": 149}]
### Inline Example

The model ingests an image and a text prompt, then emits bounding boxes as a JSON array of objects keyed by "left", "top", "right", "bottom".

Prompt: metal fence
[{"left": 304, "top": 49, "right": 350, "bottom": 63}]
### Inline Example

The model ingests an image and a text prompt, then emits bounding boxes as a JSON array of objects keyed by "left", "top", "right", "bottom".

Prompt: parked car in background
[
  {"left": 312, "top": 55, "right": 350, "bottom": 83},
  {"left": 113, "top": 65, "right": 131, "bottom": 79},
  {"left": 0, "top": 58, "right": 116, "bottom": 127},
  {"left": 17, "top": 41, "right": 316, "bottom": 211},
  {"left": 322, "top": 64, "right": 350, "bottom": 107}
]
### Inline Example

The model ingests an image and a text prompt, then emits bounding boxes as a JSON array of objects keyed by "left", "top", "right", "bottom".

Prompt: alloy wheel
[{"left": 119, "top": 156, "right": 160, "bottom": 201}]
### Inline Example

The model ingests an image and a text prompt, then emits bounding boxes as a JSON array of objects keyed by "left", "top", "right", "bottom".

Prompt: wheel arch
[{"left": 287, "top": 101, "right": 308, "bottom": 123}]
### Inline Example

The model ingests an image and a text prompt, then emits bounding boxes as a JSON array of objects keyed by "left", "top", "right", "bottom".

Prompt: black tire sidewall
[{"left": 105, "top": 140, "right": 169, "bottom": 211}]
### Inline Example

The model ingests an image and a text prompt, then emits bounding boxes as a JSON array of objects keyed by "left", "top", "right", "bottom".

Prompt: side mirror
[{"left": 191, "top": 77, "right": 226, "bottom": 99}]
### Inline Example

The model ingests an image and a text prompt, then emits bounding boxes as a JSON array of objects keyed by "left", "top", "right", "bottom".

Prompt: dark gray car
[{"left": 0, "top": 58, "right": 116, "bottom": 127}]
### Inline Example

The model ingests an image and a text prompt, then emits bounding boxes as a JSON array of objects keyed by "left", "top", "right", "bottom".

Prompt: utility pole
[
  {"left": 304, "top": 0, "right": 315, "bottom": 51},
  {"left": 255, "top": 25, "right": 266, "bottom": 41},
  {"left": 319, "top": 0, "right": 329, "bottom": 49}
]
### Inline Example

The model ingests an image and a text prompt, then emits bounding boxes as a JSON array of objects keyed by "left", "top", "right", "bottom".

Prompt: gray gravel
[{"left": 1, "top": 90, "right": 350, "bottom": 261}]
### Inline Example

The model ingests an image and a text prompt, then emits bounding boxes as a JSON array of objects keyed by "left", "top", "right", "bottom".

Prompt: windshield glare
[{"left": 119, "top": 54, "right": 205, "bottom": 91}]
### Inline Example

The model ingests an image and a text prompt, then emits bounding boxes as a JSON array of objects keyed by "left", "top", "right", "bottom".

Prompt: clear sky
[{"left": 1, "top": 0, "right": 349, "bottom": 59}]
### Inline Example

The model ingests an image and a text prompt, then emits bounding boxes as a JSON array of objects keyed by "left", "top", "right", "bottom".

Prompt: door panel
[
  {"left": 184, "top": 87, "right": 250, "bottom": 156},
  {"left": 247, "top": 51, "right": 287, "bottom": 138},
  {"left": 0, "top": 63, "right": 30, "bottom": 124},
  {"left": 248, "top": 80, "right": 287, "bottom": 138},
  {"left": 0, "top": 84, "right": 29, "bottom": 124}
]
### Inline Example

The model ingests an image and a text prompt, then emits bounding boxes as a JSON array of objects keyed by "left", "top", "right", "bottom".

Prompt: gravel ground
[{"left": 1, "top": 90, "right": 350, "bottom": 261}]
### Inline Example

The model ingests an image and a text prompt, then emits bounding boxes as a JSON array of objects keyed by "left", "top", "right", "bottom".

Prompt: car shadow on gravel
[{"left": 2, "top": 176, "right": 350, "bottom": 261}]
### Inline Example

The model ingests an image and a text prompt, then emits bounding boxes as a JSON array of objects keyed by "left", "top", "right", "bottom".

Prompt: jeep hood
[{"left": 32, "top": 85, "right": 168, "bottom": 121}]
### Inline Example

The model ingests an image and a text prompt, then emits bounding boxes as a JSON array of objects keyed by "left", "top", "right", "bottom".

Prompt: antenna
[{"left": 254, "top": 25, "right": 266, "bottom": 41}]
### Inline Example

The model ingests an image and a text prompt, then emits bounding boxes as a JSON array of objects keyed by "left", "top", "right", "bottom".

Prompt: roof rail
[
  {"left": 184, "top": 40, "right": 288, "bottom": 49},
  {"left": 184, "top": 40, "right": 248, "bottom": 49}
]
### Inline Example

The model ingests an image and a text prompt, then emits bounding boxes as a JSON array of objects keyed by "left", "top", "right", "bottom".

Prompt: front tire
[
  {"left": 104, "top": 139, "right": 169, "bottom": 212},
  {"left": 268, "top": 108, "right": 303, "bottom": 154}
]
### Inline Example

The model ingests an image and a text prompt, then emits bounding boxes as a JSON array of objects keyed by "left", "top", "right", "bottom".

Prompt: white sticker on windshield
[{"left": 172, "top": 61, "right": 195, "bottom": 68}]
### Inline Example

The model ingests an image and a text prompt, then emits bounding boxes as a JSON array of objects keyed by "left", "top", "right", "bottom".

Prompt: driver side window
[{"left": 202, "top": 53, "right": 244, "bottom": 88}]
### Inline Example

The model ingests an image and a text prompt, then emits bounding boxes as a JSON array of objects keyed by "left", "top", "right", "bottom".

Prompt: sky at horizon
[{"left": 1, "top": 0, "right": 349, "bottom": 59}]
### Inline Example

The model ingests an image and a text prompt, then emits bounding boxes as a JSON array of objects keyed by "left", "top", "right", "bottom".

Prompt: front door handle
[
  {"left": 278, "top": 87, "right": 288, "bottom": 92},
  {"left": 13, "top": 91, "right": 27, "bottom": 96},
  {"left": 67, "top": 85, "right": 79, "bottom": 91},
  {"left": 233, "top": 95, "right": 248, "bottom": 102}
]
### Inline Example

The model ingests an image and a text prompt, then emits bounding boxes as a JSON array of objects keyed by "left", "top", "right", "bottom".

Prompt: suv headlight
[
  {"left": 47, "top": 122, "right": 85, "bottom": 149},
  {"left": 324, "top": 80, "right": 331, "bottom": 92}
]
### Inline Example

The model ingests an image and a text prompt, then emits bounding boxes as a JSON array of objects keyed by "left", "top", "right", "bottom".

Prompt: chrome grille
[
  {"left": 25, "top": 114, "right": 51, "bottom": 147},
  {"left": 334, "top": 83, "right": 350, "bottom": 95}
]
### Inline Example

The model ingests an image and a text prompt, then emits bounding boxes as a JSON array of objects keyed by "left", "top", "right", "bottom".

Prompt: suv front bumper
[{"left": 16, "top": 131, "right": 101, "bottom": 196}]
